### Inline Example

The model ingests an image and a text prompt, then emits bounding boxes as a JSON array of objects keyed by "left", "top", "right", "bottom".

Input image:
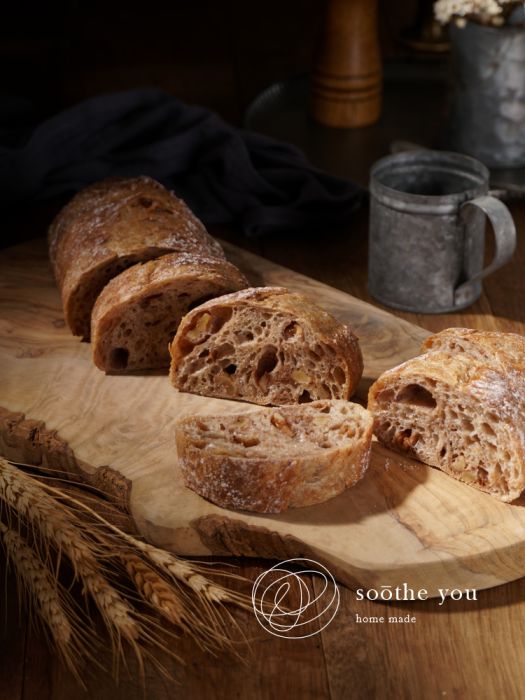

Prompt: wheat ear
[
  {"left": 16, "top": 464, "right": 255, "bottom": 651},
  {"left": 1, "top": 457, "right": 254, "bottom": 672},
  {"left": 0, "top": 520, "right": 90, "bottom": 683},
  {"left": 0, "top": 459, "right": 146, "bottom": 674},
  {"left": 47, "top": 486, "right": 253, "bottom": 654}
]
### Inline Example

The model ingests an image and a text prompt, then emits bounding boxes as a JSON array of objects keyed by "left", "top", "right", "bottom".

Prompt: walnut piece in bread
[
  {"left": 175, "top": 399, "right": 373, "bottom": 513},
  {"left": 368, "top": 327, "right": 525, "bottom": 502},
  {"left": 48, "top": 177, "right": 225, "bottom": 339},
  {"left": 91, "top": 253, "right": 249, "bottom": 372},
  {"left": 169, "top": 287, "right": 363, "bottom": 405}
]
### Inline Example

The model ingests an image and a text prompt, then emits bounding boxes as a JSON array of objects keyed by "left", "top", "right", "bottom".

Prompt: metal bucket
[
  {"left": 448, "top": 21, "right": 525, "bottom": 169},
  {"left": 368, "top": 150, "right": 516, "bottom": 313}
]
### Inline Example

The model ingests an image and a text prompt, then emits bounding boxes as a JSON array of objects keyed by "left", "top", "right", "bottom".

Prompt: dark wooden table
[{"left": 2, "top": 197, "right": 525, "bottom": 699}]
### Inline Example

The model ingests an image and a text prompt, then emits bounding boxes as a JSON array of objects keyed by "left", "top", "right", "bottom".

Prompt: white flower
[{"left": 434, "top": 0, "right": 524, "bottom": 25}]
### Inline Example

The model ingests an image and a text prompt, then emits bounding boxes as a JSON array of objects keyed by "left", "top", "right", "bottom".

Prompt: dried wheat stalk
[
  {"left": 0, "top": 457, "right": 145, "bottom": 667},
  {"left": 31, "top": 467, "right": 251, "bottom": 649},
  {"left": 0, "top": 522, "right": 79, "bottom": 671},
  {"left": 0, "top": 457, "right": 253, "bottom": 682},
  {"left": 44, "top": 483, "right": 253, "bottom": 652}
]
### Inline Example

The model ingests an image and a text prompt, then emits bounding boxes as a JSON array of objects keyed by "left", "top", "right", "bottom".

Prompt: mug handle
[{"left": 454, "top": 195, "right": 517, "bottom": 306}]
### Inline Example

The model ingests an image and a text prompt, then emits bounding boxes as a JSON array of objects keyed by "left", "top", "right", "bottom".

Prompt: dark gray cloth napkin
[{"left": 0, "top": 88, "right": 363, "bottom": 237}]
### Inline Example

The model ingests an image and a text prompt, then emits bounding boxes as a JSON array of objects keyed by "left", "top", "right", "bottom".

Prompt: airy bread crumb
[
  {"left": 169, "top": 287, "right": 363, "bottom": 405},
  {"left": 368, "top": 327, "right": 525, "bottom": 502},
  {"left": 175, "top": 399, "right": 373, "bottom": 513}
]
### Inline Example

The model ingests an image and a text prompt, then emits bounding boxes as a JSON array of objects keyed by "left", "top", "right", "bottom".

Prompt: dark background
[
  {"left": 1, "top": 0, "right": 438, "bottom": 124},
  {"left": 0, "top": 0, "right": 448, "bottom": 248}
]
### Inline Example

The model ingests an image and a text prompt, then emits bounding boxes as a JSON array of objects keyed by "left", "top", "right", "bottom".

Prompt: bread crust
[
  {"left": 91, "top": 253, "right": 249, "bottom": 372},
  {"left": 169, "top": 286, "right": 363, "bottom": 405},
  {"left": 175, "top": 400, "right": 373, "bottom": 513},
  {"left": 422, "top": 327, "right": 525, "bottom": 373},
  {"left": 48, "top": 177, "right": 225, "bottom": 338},
  {"left": 368, "top": 327, "right": 525, "bottom": 502}
]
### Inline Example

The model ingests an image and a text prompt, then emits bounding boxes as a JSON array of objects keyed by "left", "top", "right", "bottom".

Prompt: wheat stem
[
  {"left": 0, "top": 457, "right": 252, "bottom": 675},
  {"left": 0, "top": 520, "right": 89, "bottom": 682},
  {"left": 0, "top": 459, "right": 143, "bottom": 670}
]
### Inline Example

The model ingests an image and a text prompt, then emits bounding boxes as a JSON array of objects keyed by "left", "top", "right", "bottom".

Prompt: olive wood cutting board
[{"left": 3, "top": 238, "right": 525, "bottom": 598}]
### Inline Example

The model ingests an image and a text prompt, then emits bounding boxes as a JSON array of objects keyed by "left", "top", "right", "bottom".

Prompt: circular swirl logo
[{"left": 251, "top": 558, "right": 340, "bottom": 639}]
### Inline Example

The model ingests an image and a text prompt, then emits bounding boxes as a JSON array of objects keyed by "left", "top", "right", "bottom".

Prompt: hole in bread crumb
[
  {"left": 210, "top": 307, "right": 233, "bottom": 333},
  {"left": 396, "top": 384, "right": 436, "bottom": 409},
  {"left": 109, "top": 347, "right": 129, "bottom": 370},
  {"left": 232, "top": 435, "right": 260, "bottom": 447},
  {"left": 224, "top": 364, "right": 237, "bottom": 375},
  {"left": 482, "top": 422, "right": 496, "bottom": 437},
  {"left": 393, "top": 428, "right": 420, "bottom": 450},
  {"left": 235, "top": 330, "right": 254, "bottom": 343},
  {"left": 213, "top": 343, "right": 234, "bottom": 360},
  {"left": 320, "top": 383, "right": 332, "bottom": 399},
  {"left": 283, "top": 321, "right": 302, "bottom": 339},
  {"left": 440, "top": 447, "right": 447, "bottom": 458},
  {"left": 461, "top": 418, "right": 474, "bottom": 432},
  {"left": 333, "top": 366, "right": 346, "bottom": 384},
  {"left": 140, "top": 293, "right": 163, "bottom": 309},
  {"left": 319, "top": 405, "right": 331, "bottom": 414},
  {"left": 255, "top": 348, "right": 278, "bottom": 380},
  {"left": 298, "top": 390, "right": 312, "bottom": 403},
  {"left": 478, "top": 466, "right": 488, "bottom": 484}
]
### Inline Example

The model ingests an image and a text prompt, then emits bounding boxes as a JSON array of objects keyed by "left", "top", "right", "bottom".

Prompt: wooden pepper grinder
[{"left": 310, "top": 0, "right": 382, "bottom": 128}]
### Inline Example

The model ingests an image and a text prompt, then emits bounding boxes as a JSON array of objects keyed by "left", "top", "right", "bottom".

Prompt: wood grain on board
[{"left": 2, "top": 239, "right": 525, "bottom": 600}]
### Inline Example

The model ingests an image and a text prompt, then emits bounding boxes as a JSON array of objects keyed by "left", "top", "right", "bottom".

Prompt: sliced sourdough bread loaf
[
  {"left": 175, "top": 400, "right": 373, "bottom": 513},
  {"left": 368, "top": 327, "right": 525, "bottom": 502},
  {"left": 169, "top": 287, "right": 363, "bottom": 405},
  {"left": 48, "top": 176, "right": 225, "bottom": 339},
  {"left": 91, "top": 253, "right": 249, "bottom": 372}
]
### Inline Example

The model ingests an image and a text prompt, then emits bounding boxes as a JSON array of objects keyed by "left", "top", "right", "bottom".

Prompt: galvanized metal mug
[{"left": 368, "top": 150, "right": 516, "bottom": 313}]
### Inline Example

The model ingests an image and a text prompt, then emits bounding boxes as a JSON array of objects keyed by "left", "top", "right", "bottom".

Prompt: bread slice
[
  {"left": 169, "top": 287, "right": 363, "bottom": 405},
  {"left": 91, "top": 253, "right": 249, "bottom": 372},
  {"left": 175, "top": 400, "right": 373, "bottom": 513},
  {"left": 368, "top": 328, "right": 525, "bottom": 502},
  {"left": 48, "top": 176, "right": 225, "bottom": 339}
]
